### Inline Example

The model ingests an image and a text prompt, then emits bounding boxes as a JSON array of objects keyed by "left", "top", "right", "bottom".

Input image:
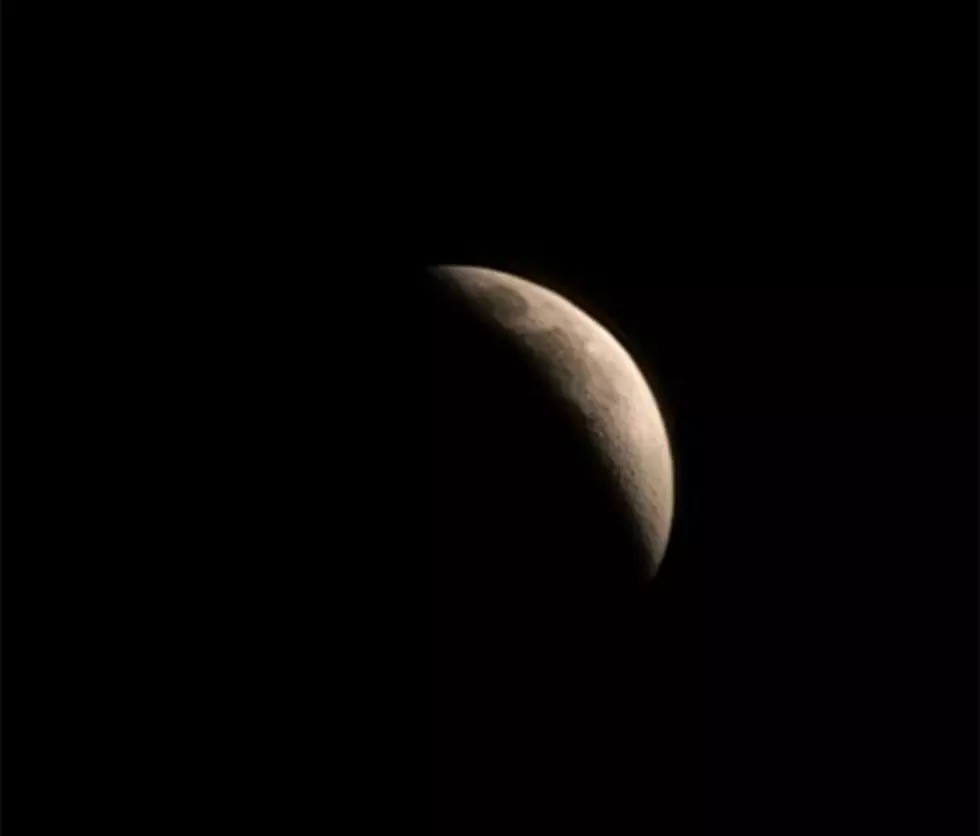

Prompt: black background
[{"left": 5, "top": 3, "right": 978, "bottom": 833}]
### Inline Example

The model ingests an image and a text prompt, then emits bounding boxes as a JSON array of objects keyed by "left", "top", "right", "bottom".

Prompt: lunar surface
[{"left": 430, "top": 264, "right": 674, "bottom": 577}]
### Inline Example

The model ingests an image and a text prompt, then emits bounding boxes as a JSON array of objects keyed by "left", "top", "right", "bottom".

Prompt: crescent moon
[{"left": 430, "top": 265, "right": 674, "bottom": 577}]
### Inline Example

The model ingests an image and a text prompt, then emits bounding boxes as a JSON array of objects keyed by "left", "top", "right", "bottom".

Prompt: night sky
[{"left": 8, "top": 4, "right": 976, "bottom": 833}]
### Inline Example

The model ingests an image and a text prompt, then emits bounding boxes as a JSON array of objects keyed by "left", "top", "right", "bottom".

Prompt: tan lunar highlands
[{"left": 430, "top": 265, "right": 675, "bottom": 577}]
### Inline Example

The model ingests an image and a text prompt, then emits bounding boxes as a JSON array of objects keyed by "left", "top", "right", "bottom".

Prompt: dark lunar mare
[{"left": 428, "top": 271, "right": 671, "bottom": 833}]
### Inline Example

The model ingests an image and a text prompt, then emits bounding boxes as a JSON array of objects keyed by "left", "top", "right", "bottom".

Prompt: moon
[{"left": 430, "top": 264, "right": 674, "bottom": 578}]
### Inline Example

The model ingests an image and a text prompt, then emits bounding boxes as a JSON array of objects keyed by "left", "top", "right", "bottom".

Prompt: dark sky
[{"left": 8, "top": 4, "right": 976, "bottom": 833}]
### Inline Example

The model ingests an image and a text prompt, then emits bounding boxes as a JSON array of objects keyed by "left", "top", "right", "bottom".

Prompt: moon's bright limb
[{"left": 430, "top": 265, "right": 674, "bottom": 576}]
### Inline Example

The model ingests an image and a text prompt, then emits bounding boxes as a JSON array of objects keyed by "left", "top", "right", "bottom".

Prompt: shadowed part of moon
[{"left": 478, "top": 282, "right": 531, "bottom": 324}]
